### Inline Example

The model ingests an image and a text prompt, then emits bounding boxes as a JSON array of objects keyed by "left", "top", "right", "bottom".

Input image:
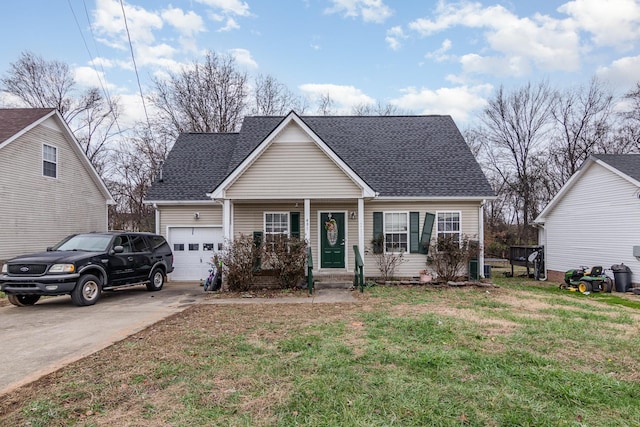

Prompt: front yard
[{"left": 1, "top": 277, "right": 639, "bottom": 426}]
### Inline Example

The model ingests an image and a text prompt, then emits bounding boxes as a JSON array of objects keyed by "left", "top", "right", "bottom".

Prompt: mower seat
[{"left": 589, "top": 266, "right": 603, "bottom": 276}]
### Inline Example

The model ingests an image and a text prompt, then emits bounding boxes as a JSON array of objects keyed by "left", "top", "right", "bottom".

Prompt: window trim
[
  {"left": 435, "top": 210, "right": 462, "bottom": 243},
  {"left": 383, "top": 211, "right": 409, "bottom": 254},
  {"left": 42, "top": 143, "right": 58, "bottom": 178},
  {"left": 264, "top": 212, "right": 290, "bottom": 240}
]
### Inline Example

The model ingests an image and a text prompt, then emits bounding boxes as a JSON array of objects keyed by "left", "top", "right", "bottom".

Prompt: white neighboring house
[
  {"left": 534, "top": 154, "right": 640, "bottom": 285},
  {"left": 0, "top": 108, "right": 114, "bottom": 262}
]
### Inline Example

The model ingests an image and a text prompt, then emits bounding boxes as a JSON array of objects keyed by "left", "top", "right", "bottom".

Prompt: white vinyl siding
[
  {"left": 226, "top": 123, "right": 361, "bottom": 199},
  {"left": 542, "top": 162, "right": 640, "bottom": 281},
  {"left": 157, "top": 205, "right": 223, "bottom": 239},
  {"left": 0, "top": 124, "right": 108, "bottom": 261}
]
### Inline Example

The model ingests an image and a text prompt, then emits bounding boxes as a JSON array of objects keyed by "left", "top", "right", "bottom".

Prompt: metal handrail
[
  {"left": 307, "top": 247, "right": 314, "bottom": 295},
  {"left": 353, "top": 245, "right": 364, "bottom": 292}
]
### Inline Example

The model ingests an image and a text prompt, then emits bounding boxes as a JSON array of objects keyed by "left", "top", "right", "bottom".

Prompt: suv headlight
[
  {"left": 49, "top": 264, "right": 75, "bottom": 273},
  {"left": 1, "top": 264, "right": 6, "bottom": 273}
]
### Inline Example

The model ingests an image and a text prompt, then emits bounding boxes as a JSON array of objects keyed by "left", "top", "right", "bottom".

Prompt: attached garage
[{"left": 168, "top": 226, "right": 224, "bottom": 281}]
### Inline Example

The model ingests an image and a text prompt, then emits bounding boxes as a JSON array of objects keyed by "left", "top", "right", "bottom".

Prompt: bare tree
[
  {"left": 476, "top": 81, "right": 556, "bottom": 243},
  {"left": 107, "top": 123, "right": 172, "bottom": 231},
  {"left": 250, "top": 74, "right": 307, "bottom": 115},
  {"left": 316, "top": 93, "right": 335, "bottom": 116},
  {"left": 612, "top": 82, "right": 640, "bottom": 152},
  {"left": 549, "top": 77, "right": 614, "bottom": 189},
  {"left": 351, "top": 101, "right": 403, "bottom": 116},
  {"left": 1, "top": 51, "right": 120, "bottom": 173},
  {"left": 149, "top": 51, "right": 248, "bottom": 135}
]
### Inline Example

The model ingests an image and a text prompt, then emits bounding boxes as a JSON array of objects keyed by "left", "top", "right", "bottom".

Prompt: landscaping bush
[
  {"left": 263, "top": 236, "right": 307, "bottom": 289},
  {"left": 220, "top": 234, "right": 258, "bottom": 292},
  {"left": 429, "top": 235, "right": 479, "bottom": 282},
  {"left": 370, "top": 235, "right": 407, "bottom": 282}
]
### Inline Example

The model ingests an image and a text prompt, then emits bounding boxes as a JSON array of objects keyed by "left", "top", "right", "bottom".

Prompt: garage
[{"left": 168, "top": 227, "right": 224, "bottom": 281}]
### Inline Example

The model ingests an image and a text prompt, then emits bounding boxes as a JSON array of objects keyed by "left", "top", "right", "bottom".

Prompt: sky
[{"left": 1, "top": 0, "right": 640, "bottom": 128}]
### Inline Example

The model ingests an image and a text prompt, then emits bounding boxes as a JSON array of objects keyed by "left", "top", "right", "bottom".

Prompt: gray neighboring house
[
  {"left": 535, "top": 154, "right": 640, "bottom": 285},
  {"left": 0, "top": 108, "right": 113, "bottom": 262},
  {"left": 145, "top": 111, "right": 495, "bottom": 281}
]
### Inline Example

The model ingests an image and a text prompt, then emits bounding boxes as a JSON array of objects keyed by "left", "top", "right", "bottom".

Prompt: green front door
[{"left": 320, "top": 212, "right": 345, "bottom": 268}]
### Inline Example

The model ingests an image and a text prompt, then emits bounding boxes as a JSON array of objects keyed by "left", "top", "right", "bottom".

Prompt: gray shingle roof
[
  {"left": 592, "top": 154, "right": 640, "bottom": 183},
  {"left": 0, "top": 108, "right": 55, "bottom": 144},
  {"left": 146, "top": 114, "right": 495, "bottom": 201}
]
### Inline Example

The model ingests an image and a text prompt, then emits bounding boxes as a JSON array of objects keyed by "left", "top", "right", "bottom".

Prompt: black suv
[{"left": 0, "top": 232, "right": 174, "bottom": 307}]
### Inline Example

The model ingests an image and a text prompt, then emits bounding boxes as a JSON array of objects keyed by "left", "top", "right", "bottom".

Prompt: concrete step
[{"left": 313, "top": 280, "right": 354, "bottom": 290}]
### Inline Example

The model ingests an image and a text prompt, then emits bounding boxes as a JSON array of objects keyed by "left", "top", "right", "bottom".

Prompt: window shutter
[
  {"left": 373, "top": 212, "right": 383, "bottom": 254},
  {"left": 290, "top": 212, "right": 300, "bottom": 239},
  {"left": 419, "top": 213, "right": 435, "bottom": 254},
  {"left": 253, "top": 231, "right": 263, "bottom": 271},
  {"left": 410, "top": 212, "right": 420, "bottom": 253}
]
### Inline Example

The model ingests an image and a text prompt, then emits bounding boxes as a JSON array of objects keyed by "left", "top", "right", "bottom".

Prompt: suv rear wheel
[
  {"left": 7, "top": 294, "right": 41, "bottom": 306},
  {"left": 71, "top": 274, "right": 102, "bottom": 306},
  {"left": 146, "top": 268, "right": 165, "bottom": 291}
]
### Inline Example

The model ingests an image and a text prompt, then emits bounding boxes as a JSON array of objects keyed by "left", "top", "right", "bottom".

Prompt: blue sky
[{"left": 1, "top": 0, "right": 640, "bottom": 127}]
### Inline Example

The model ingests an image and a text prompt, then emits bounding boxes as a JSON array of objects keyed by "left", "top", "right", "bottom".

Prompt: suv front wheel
[
  {"left": 7, "top": 294, "right": 41, "bottom": 306},
  {"left": 71, "top": 274, "right": 102, "bottom": 306}
]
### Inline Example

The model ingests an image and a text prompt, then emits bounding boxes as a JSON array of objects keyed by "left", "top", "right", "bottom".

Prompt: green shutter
[
  {"left": 419, "top": 213, "right": 435, "bottom": 254},
  {"left": 253, "top": 231, "right": 263, "bottom": 271},
  {"left": 373, "top": 212, "right": 383, "bottom": 254},
  {"left": 290, "top": 212, "right": 300, "bottom": 239},
  {"left": 410, "top": 212, "right": 420, "bottom": 253}
]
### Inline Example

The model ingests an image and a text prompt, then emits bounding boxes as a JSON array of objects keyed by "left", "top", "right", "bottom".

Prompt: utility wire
[
  {"left": 67, "top": 0, "right": 123, "bottom": 135},
  {"left": 119, "top": 0, "right": 152, "bottom": 132}
]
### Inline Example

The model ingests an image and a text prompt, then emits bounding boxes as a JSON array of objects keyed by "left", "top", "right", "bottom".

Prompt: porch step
[{"left": 314, "top": 280, "right": 354, "bottom": 290}]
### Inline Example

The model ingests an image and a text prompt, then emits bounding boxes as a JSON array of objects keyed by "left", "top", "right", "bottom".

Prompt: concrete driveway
[{"left": 0, "top": 281, "right": 204, "bottom": 395}]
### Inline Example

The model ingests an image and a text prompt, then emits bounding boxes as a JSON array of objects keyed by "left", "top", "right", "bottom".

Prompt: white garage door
[{"left": 168, "top": 227, "right": 224, "bottom": 281}]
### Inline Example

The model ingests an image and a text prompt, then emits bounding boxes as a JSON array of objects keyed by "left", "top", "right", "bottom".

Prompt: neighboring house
[
  {"left": 535, "top": 154, "right": 640, "bottom": 284},
  {"left": 0, "top": 108, "right": 114, "bottom": 261},
  {"left": 145, "top": 111, "right": 495, "bottom": 282}
]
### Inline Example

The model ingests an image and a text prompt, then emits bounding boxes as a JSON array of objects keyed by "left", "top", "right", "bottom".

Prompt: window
[
  {"left": 42, "top": 144, "right": 57, "bottom": 178},
  {"left": 437, "top": 212, "right": 461, "bottom": 242},
  {"left": 384, "top": 212, "right": 408, "bottom": 252},
  {"left": 188, "top": 243, "right": 199, "bottom": 251},
  {"left": 264, "top": 212, "right": 289, "bottom": 247},
  {"left": 130, "top": 235, "right": 150, "bottom": 252},
  {"left": 173, "top": 243, "right": 185, "bottom": 251}
]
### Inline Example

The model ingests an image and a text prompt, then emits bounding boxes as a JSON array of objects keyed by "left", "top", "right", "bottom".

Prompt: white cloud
[
  {"left": 390, "top": 84, "right": 493, "bottom": 122},
  {"left": 218, "top": 17, "right": 240, "bottom": 32},
  {"left": 73, "top": 66, "right": 117, "bottom": 90},
  {"left": 299, "top": 83, "right": 376, "bottom": 112},
  {"left": 425, "top": 39, "right": 453, "bottom": 62},
  {"left": 195, "top": 0, "right": 250, "bottom": 17},
  {"left": 93, "top": 0, "right": 163, "bottom": 47},
  {"left": 596, "top": 55, "right": 640, "bottom": 90},
  {"left": 161, "top": 7, "right": 205, "bottom": 37},
  {"left": 325, "top": 0, "right": 393, "bottom": 23},
  {"left": 230, "top": 48, "right": 258, "bottom": 68},
  {"left": 385, "top": 26, "right": 406, "bottom": 50},
  {"left": 559, "top": 0, "right": 640, "bottom": 49}
]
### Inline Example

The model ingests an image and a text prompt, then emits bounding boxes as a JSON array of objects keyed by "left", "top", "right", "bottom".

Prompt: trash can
[
  {"left": 469, "top": 259, "right": 479, "bottom": 281},
  {"left": 611, "top": 263, "right": 632, "bottom": 292},
  {"left": 484, "top": 264, "right": 492, "bottom": 279}
]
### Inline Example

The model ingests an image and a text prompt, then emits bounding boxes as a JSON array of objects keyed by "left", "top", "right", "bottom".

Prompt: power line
[
  {"left": 119, "top": 0, "right": 152, "bottom": 132},
  {"left": 66, "top": 0, "right": 123, "bottom": 135}
]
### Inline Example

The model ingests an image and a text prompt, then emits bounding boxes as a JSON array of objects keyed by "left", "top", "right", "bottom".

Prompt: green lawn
[{"left": 1, "top": 277, "right": 639, "bottom": 426}]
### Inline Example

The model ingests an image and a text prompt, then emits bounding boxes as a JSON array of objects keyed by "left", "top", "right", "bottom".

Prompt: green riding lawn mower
[{"left": 561, "top": 266, "right": 613, "bottom": 293}]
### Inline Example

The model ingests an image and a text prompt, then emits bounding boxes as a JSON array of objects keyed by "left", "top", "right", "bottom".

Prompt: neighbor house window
[
  {"left": 384, "top": 212, "right": 408, "bottom": 252},
  {"left": 437, "top": 211, "right": 461, "bottom": 242},
  {"left": 264, "top": 212, "right": 289, "bottom": 247},
  {"left": 42, "top": 144, "right": 57, "bottom": 178}
]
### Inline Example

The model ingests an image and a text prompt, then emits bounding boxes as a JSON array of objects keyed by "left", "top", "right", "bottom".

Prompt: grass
[{"left": 1, "top": 277, "right": 639, "bottom": 426}]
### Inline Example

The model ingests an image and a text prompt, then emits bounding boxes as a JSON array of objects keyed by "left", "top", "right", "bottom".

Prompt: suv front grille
[{"left": 8, "top": 264, "right": 48, "bottom": 275}]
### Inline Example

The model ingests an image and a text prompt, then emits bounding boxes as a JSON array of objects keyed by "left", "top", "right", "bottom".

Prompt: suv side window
[
  {"left": 149, "top": 235, "right": 170, "bottom": 251},
  {"left": 113, "top": 235, "right": 133, "bottom": 253},
  {"left": 130, "top": 234, "right": 151, "bottom": 252}
]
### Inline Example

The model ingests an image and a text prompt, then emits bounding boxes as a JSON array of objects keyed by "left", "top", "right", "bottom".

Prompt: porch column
[
  {"left": 223, "top": 199, "right": 232, "bottom": 241},
  {"left": 304, "top": 199, "right": 310, "bottom": 242},
  {"left": 358, "top": 198, "right": 365, "bottom": 273},
  {"left": 479, "top": 201, "right": 485, "bottom": 278}
]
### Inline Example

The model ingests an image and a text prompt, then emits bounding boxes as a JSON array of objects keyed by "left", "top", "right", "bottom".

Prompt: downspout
[
  {"left": 154, "top": 204, "right": 160, "bottom": 235},
  {"left": 479, "top": 201, "right": 485, "bottom": 279}
]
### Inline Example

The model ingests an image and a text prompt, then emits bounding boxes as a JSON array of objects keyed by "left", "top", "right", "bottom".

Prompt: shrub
[
  {"left": 263, "top": 236, "right": 307, "bottom": 289},
  {"left": 370, "top": 235, "right": 407, "bottom": 282},
  {"left": 429, "top": 235, "right": 479, "bottom": 283},
  {"left": 220, "top": 234, "right": 258, "bottom": 292}
]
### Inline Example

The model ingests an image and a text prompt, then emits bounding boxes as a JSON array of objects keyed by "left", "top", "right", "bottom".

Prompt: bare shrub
[
  {"left": 220, "top": 235, "right": 258, "bottom": 292},
  {"left": 370, "top": 235, "right": 407, "bottom": 282},
  {"left": 263, "top": 236, "right": 307, "bottom": 289},
  {"left": 429, "top": 235, "right": 479, "bottom": 283}
]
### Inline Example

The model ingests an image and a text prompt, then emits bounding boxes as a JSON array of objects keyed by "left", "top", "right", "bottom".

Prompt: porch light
[{"left": 350, "top": 211, "right": 357, "bottom": 220}]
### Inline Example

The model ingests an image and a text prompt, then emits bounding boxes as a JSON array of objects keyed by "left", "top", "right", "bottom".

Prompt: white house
[
  {"left": 0, "top": 108, "right": 114, "bottom": 261},
  {"left": 145, "top": 112, "right": 495, "bottom": 282},
  {"left": 535, "top": 154, "right": 640, "bottom": 286}
]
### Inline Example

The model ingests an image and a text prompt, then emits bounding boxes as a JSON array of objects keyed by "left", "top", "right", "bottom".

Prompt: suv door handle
[{"left": 127, "top": 257, "right": 134, "bottom": 262}]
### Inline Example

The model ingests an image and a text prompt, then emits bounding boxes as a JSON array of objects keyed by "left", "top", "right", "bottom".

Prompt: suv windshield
[{"left": 54, "top": 234, "right": 113, "bottom": 252}]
